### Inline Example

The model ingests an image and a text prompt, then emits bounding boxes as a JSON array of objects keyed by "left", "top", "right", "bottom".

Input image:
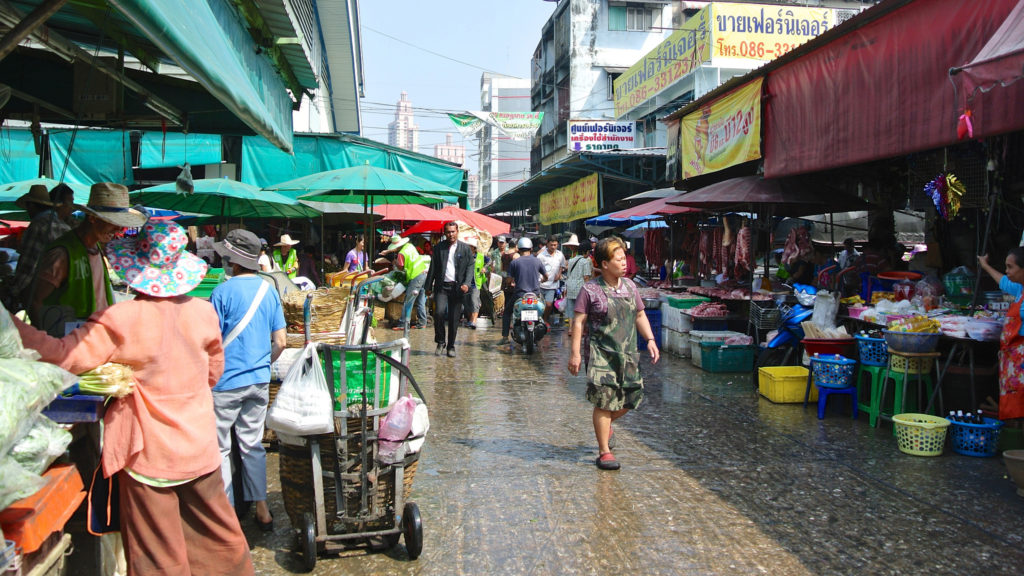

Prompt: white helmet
[{"left": 517, "top": 237, "right": 533, "bottom": 251}]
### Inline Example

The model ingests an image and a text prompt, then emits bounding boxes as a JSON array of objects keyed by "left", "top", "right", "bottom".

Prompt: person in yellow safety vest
[
  {"left": 384, "top": 235, "right": 429, "bottom": 330},
  {"left": 272, "top": 234, "right": 299, "bottom": 279},
  {"left": 464, "top": 241, "right": 488, "bottom": 329}
]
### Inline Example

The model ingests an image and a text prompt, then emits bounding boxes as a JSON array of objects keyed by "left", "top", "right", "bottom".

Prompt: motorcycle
[
  {"left": 510, "top": 292, "right": 548, "bottom": 354},
  {"left": 753, "top": 284, "right": 817, "bottom": 384}
]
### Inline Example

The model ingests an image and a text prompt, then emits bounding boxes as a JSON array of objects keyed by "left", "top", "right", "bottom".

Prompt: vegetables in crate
[
  {"left": 78, "top": 363, "right": 136, "bottom": 398},
  {"left": 0, "top": 358, "right": 77, "bottom": 457}
]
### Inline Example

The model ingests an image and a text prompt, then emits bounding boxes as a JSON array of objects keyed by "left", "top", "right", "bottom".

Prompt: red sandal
[{"left": 596, "top": 452, "right": 620, "bottom": 471}]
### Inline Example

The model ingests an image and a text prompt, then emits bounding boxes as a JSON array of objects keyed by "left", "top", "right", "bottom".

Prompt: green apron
[{"left": 584, "top": 277, "right": 644, "bottom": 411}]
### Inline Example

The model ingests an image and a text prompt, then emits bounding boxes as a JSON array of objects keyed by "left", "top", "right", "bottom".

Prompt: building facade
[
  {"left": 531, "top": 0, "right": 673, "bottom": 172},
  {"left": 433, "top": 133, "right": 465, "bottom": 166},
  {"left": 479, "top": 72, "right": 532, "bottom": 208},
  {"left": 387, "top": 91, "right": 419, "bottom": 152}
]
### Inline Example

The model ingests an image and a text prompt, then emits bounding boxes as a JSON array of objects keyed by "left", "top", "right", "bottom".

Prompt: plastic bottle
[
  {"left": 956, "top": 410, "right": 965, "bottom": 423},
  {"left": 976, "top": 410, "right": 985, "bottom": 425},
  {"left": 948, "top": 410, "right": 957, "bottom": 423}
]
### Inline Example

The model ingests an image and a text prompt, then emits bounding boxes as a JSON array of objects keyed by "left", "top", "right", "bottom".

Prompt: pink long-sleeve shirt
[{"left": 15, "top": 295, "right": 225, "bottom": 480}]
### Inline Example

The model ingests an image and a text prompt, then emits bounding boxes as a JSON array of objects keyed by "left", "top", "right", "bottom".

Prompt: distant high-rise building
[
  {"left": 479, "top": 72, "right": 531, "bottom": 208},
  {"left": 388, "top": 91, "right": 419, "bottom": 152},
  {"left": 466, "top": 173, "right": 480, "bottom": 208},
  {"left": 433, "top": 133, "right": 465, "bottom": 166}
]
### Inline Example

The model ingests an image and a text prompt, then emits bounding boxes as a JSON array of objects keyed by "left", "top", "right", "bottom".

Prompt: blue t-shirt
[
  {"left": 211, "top": 275, "right": 286, "bottom": 391},
  {"left": 509, "top": 255, "right": 547, "bottom": 294},
  {"left": 1000, "top": 275, "right": 1024, "bottom": 336}
]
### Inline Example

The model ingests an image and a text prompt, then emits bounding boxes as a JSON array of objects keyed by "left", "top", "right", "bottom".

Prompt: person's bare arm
[
  {"left": 270, "top": 328, "right": 286, "bottom": 362},
  {"left": 568, "top": 312, "right": 587, "bottom": 375}
]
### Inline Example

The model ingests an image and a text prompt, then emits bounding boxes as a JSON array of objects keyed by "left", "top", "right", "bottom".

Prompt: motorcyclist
[{"left": 499, "top": 237, "right": 547, "bottom": 345}]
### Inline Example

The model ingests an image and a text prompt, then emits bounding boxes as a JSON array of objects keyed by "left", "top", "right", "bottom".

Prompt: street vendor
[
  {"left": 272, "top": 234, "right": 300, "bottom": 279},
  {"left": 978, "top": 249, "right": 1024, "bottom": 421},
  {"left": 9, "top": 183, "right": 74, "bottom": 307},
  {"left": 12, "top": 220, "right": 254, "bottom": 575},
  {"left": 28, "top": 183, "right": 147, "bottom": 336},
  {"left": 384, "top": 234, "right": 429, "bottom": 331}
]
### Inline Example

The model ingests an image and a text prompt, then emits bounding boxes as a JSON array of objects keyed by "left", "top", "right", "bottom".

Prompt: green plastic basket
[{"left": 668, "top": 295, "right": 710, "bottom": 309}]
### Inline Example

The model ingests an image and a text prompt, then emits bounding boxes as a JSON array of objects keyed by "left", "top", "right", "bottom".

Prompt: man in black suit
[{"left": 426, "top": 221, "right": 476, "bottom": 357}]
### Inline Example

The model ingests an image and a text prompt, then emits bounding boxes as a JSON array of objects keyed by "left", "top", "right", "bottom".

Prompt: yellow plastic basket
[{"left": 893, "top": 413, "right": 950, "bottom": 456}]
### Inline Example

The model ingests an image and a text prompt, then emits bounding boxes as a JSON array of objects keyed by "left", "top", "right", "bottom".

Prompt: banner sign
[
  {"left": 614, "top": 6, "right": 711, "bottom": 118},
  {"left": 679, "top": 77, "right": 763, "bottom": 179},
  {"left": 567, "top": 120, "right": 637, "bottom": 152},
  {"left": 539, "top": 173, "right": 599, "bottom": 225},
  {"left": 448, "top": 111, "right": 543, "bottom": 140},
  {"left": 711, "top": 3, "right": 835, "bottom": 62},
  {"left": 665, "top": 117, "right": 680, "bottom": 183}
]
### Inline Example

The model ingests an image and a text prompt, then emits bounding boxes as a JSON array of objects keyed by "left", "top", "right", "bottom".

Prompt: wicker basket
[
  {"left": 279, "top": 430, "right": 419, "bottom": 531},
  {"left": 285, "top": 331, "right": 347, "bottom": 349},
  {"left": 385, "top": 301, "right": 404, "bottom": 322},
  {"left": 283, "top": 287, "right": 351, "bottom": 334}
]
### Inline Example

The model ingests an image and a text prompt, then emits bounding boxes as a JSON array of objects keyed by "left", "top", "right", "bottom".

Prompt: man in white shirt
[
  {"left": 537, "top": 236, "right": 567, "bottom": 323},
  {"left": 838, "top": 238, "right": 861, "bottom": 270}
]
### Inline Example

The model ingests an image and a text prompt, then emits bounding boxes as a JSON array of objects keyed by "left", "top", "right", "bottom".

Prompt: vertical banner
[
  {"left": 664, "top": 118, "right": 680, "bottom": 183},
  {"left": 539, "top": 173, "right": 599, "bottom": 225},
  {"left": 680, "top": 77, "right": 763, "bottom": 179}
]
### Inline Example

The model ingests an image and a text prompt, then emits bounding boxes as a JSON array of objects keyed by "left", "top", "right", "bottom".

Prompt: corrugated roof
[{"left": 253, "top": 0, "right": 320, "bottom": 90}]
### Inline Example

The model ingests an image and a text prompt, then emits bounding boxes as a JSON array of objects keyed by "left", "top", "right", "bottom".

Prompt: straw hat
[
  {"left": 563, "top": 234, "right": 580, "bottom": 247},
  {"left": 274, "top": 234, "right": 300, "bottom": 246},
  {"left": 382, "top": 235, "right": 410, "bottom": 253},
  {"left": 15, "top": 184, "right": 56, "bottom": 210},
  {"left": 79, "top": 183, "right": 147, "bottom": 228},
  {"left": 106, "top": 221, "right": 208, "bottom": 297}
]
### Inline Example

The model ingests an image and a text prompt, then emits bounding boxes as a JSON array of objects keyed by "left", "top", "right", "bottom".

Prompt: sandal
[{"left": 596, "top": 452, "right": 620, "bottom": 471}]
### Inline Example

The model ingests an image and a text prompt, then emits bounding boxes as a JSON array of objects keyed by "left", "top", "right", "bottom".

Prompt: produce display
[
  {"left": 686, "top": 286, "right": 772, "bottom": 301},
  {"left": 887, "top": 315, "right": 941, "bottom": 333}
]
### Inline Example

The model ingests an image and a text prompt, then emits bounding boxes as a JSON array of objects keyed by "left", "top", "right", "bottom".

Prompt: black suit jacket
[{"left": 426, "top": 240, "right": 475, "bottom": 293}]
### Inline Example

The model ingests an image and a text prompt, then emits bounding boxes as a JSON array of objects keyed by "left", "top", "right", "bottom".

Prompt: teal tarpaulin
[
  {"left": 0, "top": 129, "right": 39, "bottom": 183},
  {"left": 49, "top": 130, "right": 134, "bottom": 186},
  {"left": 241, "top": 135, "right": 465, "bottom": 192},
  {"left": 139, "top": 132, "right": 222, "bottom": 169}
]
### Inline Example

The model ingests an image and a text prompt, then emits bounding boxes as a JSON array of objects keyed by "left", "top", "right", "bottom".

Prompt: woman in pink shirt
[{"left": 13, "top": 221, "right": 253, "bottom": 576}]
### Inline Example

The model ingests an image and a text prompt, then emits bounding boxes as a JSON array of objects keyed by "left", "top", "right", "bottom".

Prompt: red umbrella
[
  {"left": 373, "top": 204, "right": 448, "bottom": 222},
  {"left": 608, "top": 196, "right": 699, "bottom": 219},
  {"left": 402, "top": 205, "right": 510, "bottom": 236}
]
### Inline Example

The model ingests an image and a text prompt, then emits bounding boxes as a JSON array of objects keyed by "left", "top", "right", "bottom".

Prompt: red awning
[
  {"left": 608, "top": 195, "right": 699, "bottom": 219},
  {"left": 764, "top": 0, "right": 1024, "bottom": 178},
  {"left": 955, "top": 0, "right": 1024, "bottom": 100},
  {"left": 373, "top": 204, "right": 448, "bottom": 222},
  {"left": 401, "top": 205, "right": 510, "bottom": 237},
  {"left": 668, "top": 176, "right": 866, "bottom": 217}
]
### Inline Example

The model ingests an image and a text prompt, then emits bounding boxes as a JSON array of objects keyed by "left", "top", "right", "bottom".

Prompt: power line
[{"left": 363, "top": 25, "right": 508, "bottom": 76}]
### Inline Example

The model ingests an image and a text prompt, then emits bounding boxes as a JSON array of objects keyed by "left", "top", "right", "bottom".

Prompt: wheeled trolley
[{"left": 278, "top": 289, "right": 427, "bottom": 571}]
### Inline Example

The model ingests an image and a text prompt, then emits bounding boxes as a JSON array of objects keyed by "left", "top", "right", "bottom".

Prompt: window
[
  {"left": 607, "top": 72, "right": 621, "bottom": 100},
  {"left": 610, "top": 5, "right": 661, "bottom": 31},
  {"left": 609, "top": 6, "right": 626, "bottom": 31}
]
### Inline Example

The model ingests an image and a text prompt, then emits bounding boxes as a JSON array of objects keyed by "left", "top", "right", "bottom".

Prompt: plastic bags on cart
[
  {"left": 266, "top": 343, "right": 334, "bottom": 436},
  {"left": 407, "top": 397, "right": 430, "bottom": 454},
  {"left": 378, "top": 395, "right": 416, "bottom": 464}
]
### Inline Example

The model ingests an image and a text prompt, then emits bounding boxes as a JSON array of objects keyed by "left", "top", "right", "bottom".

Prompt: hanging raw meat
[
  {"left": 735, "top": 226, "right": 752, "bottom": 276},
  {"left": 782, "top": 227, "right": 812, "bottom": 266}
]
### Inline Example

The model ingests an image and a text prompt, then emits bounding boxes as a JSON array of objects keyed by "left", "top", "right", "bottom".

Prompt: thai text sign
[
  {"left": 711, "top": 3, "right": 834, "bottom": 62},
  {"left": 490, "top": 112, "right": 543, "bottom": 140},
  {"left": 539, "top": 173, "right": 599, "bottom": 226},
  {"left": 679, "top": 78, "right": 762, "bottom": 179},
  {"left": 614, "top": 7, "right": 711, "bottom": 118},
  {"left": 568, "top": 120, "right": 637, "bottom": 152}
]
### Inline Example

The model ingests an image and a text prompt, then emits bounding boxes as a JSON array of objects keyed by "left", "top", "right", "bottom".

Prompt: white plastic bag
[
  {"left": 266, "top": 343, "right": 334, "bottom": 436},
  {"left": 812, "top": 291, "right": 838, "bottom": 329},
  {"left": 407, "top": 398, "right": 429, "bottom": 454}
]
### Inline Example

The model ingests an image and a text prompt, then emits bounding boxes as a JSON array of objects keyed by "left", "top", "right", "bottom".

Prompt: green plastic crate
[
  {"left": 699, "top": 342, "right": 756, "bottom": 373},
  {"left": 668, "top": 295, "right": 710, "bottom": 309}
]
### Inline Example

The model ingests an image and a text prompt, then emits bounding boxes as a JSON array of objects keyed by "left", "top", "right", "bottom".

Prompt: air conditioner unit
[{"left": 73, "top": 59, "right": 121, "bottom": 120}]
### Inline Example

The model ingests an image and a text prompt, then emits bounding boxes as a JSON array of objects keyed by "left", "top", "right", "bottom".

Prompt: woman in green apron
[{"left": 569, "top": 237, "right": 660, "bottom": 470}]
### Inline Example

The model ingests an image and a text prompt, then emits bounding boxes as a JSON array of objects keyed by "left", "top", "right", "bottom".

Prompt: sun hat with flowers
[{"left": 106, "top": 221, "right": 208, "bottom": 297}]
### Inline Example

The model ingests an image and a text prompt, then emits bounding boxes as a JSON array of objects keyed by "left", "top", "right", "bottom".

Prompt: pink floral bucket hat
[{"left": 106, "top": 221, "right": 208, "bottom": 297}]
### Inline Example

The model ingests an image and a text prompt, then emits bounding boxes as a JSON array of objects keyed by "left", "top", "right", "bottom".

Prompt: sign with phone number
[{"left": 711, "top": 3, "right": 834, "bottom": 62}]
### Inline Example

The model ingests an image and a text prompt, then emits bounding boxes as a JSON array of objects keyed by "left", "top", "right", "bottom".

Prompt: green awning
[
  {"left": 0, "top": 129, "right": 39, "bottom": 183},
  {"left": 109, "top": 0, "right": 294, "bottom": 153}
]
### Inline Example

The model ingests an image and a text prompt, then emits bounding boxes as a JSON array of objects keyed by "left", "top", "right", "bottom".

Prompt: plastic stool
[
  {"left": 817, "top": 384, "right": 859, "bottom": 420},
  {"left": 878, "top": 348, "right": 941, "bottom": 432},
  {"left": 856, "top": 365, "right": 887, "bottom": 427}
]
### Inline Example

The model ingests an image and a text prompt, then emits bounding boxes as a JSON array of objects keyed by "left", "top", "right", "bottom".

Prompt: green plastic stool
[
  {"left": 856, "top": 365, "right": 887, "bottom": 427},
  {"left": 879, "top": 349, "right": 940, "bottom": 434}
]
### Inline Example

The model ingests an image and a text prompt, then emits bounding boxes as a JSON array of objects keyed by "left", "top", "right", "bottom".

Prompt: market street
[{"left": 249, "top": 323, "right": 1024, "bottom": 575}]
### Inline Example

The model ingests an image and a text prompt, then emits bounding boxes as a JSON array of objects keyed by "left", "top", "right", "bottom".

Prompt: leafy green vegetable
[
  {"left": 0, "top": 304, "right": 24, "bottom": 359},
  {"left": 0, "top": 456, "right": 46, "bottom": 511},
  {"left": 78, "top": 363, "right": 135, "bottom": 398},
  {"left": 10, "top": 416, "right": 71, "bottom": 475},
  {"left": 0, "top": 358, "right": 77, "bottom": 458}
]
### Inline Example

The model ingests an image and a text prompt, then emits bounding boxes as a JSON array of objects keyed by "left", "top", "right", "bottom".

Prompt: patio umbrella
[
  {"left": 0, "top": 177, "right": 90, "bottom": 211},
  {"left": 401, "top": 205, "right": 510, "bottom": 237},
  {"left": 614, "top": 187, "right": 679, "bottom": 208},
  {"left": 264, "top": 164, "right": 465, "bottom": 206},
  {"left": 132, "top": 178, "right": 321, "bottom": 219},
  {"left": 622, "top": 219, "right": 668, "bottom": 239},
  {"left": 373, "top": 204, "right": 448, "bottom": 223},
  {"left": 667, "top": 176, "right": 867, "bottom": 217}
]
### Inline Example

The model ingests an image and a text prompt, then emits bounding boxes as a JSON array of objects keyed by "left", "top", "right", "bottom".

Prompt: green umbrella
[
  {"left": 0, "top": 177, "right": 90, "bottom": 211},
  {"left": 131, "top": 178, "right": 320, "bottom": 219},
  {"left": 264, "top": 164, "right": 465, "bottom": 205}
]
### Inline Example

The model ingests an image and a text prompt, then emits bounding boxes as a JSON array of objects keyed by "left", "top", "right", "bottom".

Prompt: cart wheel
[
  {"left": 301, "top": 512, "right": 317, "bottom": 572},
  {"left": 402, "top": 502, "right": 423, "bottom": 560}
]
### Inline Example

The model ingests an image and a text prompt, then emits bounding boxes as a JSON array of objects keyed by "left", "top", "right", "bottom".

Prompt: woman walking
[{"left": 568, "top": 237, "right": 659, "bottom": 470}]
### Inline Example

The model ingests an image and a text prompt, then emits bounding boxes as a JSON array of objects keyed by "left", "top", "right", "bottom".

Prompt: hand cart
[{"left": 278, "top": 290, "right": 426, "bottom": 571}]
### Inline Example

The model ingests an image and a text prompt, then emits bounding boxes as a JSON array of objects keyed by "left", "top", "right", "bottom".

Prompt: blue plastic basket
[
  {"left": 810, "top": 354, "right": 858, "bottom": 388},
  {"left": 855, "top": 335, "right": 889, "bottom": 367},
  {"left": 949, "top": 417, "right": 1003, "bottom": 457}
]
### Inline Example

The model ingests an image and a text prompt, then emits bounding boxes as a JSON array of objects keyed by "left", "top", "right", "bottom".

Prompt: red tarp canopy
[
  {"left": 955, "top": 0, "right": 1024, "bottom": 101},
  {"left": 608, "top": 195, "right": 699, "bottom": 219},
  {"left": 764, "top": 0, "right": 1024, "bottom": 178},
  {"left": 401, "top": 205, "right": 511, "bottom": 237},
  {"left": 373, "top": 204, "right": 447, "bottom": 222}
]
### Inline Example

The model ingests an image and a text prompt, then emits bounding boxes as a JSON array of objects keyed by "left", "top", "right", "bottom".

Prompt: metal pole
[
  {"left": 0, "top": 0, "right": 67, "bottom": 62},
  {"left": 970, "top": 192, "right": 998, "bottom": 310}
]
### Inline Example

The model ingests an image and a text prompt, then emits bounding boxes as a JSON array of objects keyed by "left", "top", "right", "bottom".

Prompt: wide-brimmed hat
[
  {"left": 382, "top": 235, "right": 410, "bottom": 253},
  {"left": 106, "top": 221, "right": 208, "bottom": 297},
  {"left": 563, "top": 234, "right": 580, "bottom": 247},
  {"left": 274, "top": 234, "right": 300, "bottom": 246},
  {"left": 79, "top": 183, "right": 148, "bottom": 228},
  {"left": 15, "top": 184, "right": 56, "bottom": 210},
  {"left": 214, "top": 229, "right": 261, "bottom": 271}
]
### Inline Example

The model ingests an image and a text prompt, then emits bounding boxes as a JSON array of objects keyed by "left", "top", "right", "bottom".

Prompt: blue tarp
[
  {"left": 585, "top": 213, "right": 661, "bottom": 225},
  {"left": 241, "top": 135, "right": 465, "bottom": 192},
  {"left": 49, "top": 130, "right": 134, "bottom": 186},
  {"left": 0, "top": 129, "right": 39, "bottom": 182},
  {"left": 139, "top": 132, "right": 222, "bottom": 168}
]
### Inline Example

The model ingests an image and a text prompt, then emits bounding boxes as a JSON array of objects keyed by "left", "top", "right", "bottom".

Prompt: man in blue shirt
[
  {"left": 211, "top": 229, "right": 287, "bottom": 532},
  {"left": 499, "top": 237, "right": 547, "bottom": 345}
]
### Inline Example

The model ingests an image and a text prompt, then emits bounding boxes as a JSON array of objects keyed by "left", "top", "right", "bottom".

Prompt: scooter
[
  {"left": 510, "top": 292, "right": 548, "bottom": 354},
  {"left": 753, "top": 284, "right": 817, "bottom": 383}
]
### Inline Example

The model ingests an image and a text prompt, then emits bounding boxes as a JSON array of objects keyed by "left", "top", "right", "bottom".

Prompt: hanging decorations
[{"left": 923, "top": 173, "right": 966, "bottom": 220}]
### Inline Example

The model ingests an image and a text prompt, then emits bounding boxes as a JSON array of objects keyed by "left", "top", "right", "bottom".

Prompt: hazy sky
[{"left": 358, "top": 1, "right": 556, "bottom": 173}]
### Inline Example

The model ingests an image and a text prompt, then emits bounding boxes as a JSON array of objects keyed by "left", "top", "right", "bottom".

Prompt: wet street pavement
[{"left": 250, "top": 320, "right": 1024, "bottom": 575}]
